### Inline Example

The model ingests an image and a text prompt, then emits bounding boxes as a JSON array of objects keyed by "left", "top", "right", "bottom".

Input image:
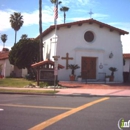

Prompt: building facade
[
  {"left": 39, "top": 19, "right": 129, "bottom": 82},
  {"left": 0, "top": 49, "right": 27, "bottom": 78}
]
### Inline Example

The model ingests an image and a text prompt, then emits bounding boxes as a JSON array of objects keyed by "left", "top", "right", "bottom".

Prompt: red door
[{"left": 81, "top": 57, "right": 96, "bottom": 79}]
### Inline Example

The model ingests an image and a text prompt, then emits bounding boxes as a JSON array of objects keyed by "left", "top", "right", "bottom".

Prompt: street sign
[{"left": 54, "top": 60, "right": 58, "bottom": 75}]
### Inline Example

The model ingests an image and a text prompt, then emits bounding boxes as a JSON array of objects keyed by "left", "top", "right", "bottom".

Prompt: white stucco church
[{"left": 38, "top": 19, "right": 129, "bottom": 82}]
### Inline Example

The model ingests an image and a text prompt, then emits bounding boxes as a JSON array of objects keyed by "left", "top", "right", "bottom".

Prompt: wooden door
[{"left": 81, "top": 57, "right": 96, "bottom": 79}]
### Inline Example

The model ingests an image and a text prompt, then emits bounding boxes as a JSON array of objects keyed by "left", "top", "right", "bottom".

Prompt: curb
[{"left": 0, "top": 92, "right": 130, "bottom": 97}]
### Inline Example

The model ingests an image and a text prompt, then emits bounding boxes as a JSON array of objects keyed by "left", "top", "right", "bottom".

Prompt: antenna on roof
[{"left": 88, "top": 9, "right": 93, "bottom": 18}]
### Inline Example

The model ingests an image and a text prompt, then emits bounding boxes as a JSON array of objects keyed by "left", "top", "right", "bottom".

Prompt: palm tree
[
  {"left": 10, "top": 12, "right": 24, "bottom": 44},
  {"left": 68, "top": 64, "right": 80, "bottom": 81},
  {"left": 109, "top": 67, "right": 118, "bottom": 77},
  {"left": 68, "top": 64, "right": 80, "bottom": 75},
  {"left": 21, "top": 34, "right": 28, "bottom": 39},
  {"left": 50, "top": 0, "right": 57, "bottom": 3},
  {"left": 1, "top": 34, "right": 7, "bottom": 48},
  {"left": 39, "top": 0, "right": 43, "bottom": 62},
  {"left": 60, "top": 6, "right": 69, "bottom": 23},
  {"left": 50, "top": 0, "right": 62, "bottom": 4}
]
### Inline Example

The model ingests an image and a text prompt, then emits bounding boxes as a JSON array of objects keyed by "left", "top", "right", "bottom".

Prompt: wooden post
[{"left": 37, "top": 68, "right": 40, "bottom": 86}]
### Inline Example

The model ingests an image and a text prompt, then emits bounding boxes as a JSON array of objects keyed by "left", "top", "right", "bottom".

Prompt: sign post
[{"left": 53, "top": 56, "right": 60, "bottom": 91}]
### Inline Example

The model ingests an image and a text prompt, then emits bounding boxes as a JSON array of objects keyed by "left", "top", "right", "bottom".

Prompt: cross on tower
[
  {"left": 61, "top": 53, "right": 73, "bottom": 69},
  {"left": 88, "top": 9, "right": 93, "bottom": 18}
]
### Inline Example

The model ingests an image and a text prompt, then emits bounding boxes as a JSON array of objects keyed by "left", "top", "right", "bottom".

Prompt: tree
[
  {"left": 39, "top": 0, "right": 43, "bottom": 61},
  {"left": 68, "top": 64, "right": 80, "bottom": 75},
  {"left": 60, "top": 6, "right": 69, "bottom": 23},
  {"left": 0, "top": 64, "right": 3, "bottom": 75},
  {"left": 10, "top": 12, "right": 24, "bottom": 44},
  {"left": 1, "top": 34, "right": 7, "bottom": 48},
  {"left": 50, "top": 0, "right": 56, "bottom": 3},
  {"left": 50, "top": 0, "right": 62, "bottom": 4},
  {"left": 9, "top": 37, "right": 40, "bottom": 71},
  {"left": 21, "top": 34, "right": 28, "bottom": 40}
]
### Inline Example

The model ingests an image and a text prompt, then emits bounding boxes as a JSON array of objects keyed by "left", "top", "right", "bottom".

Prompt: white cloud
[
  {"left": 58, "top": 0, "right": 92, "bottom": 7},
  {"left": 93, "top": 13, "right": 109, "bottom": 19},
  {"left": 0, "top": 9, "right": 14, "bottom": 31},
  {"left": 0, "top": 0, "right": 102, "bottom": 32},
  {"left": 0, "top": 6, "right": 55, "bottom": 31},
  {"left": 68, "top": 17, "right": 88, "bottom": 22},
  {"left": 108, "top": 22, "right": 130, "bottom": 31},
  {"left": 0, "top": 45, "right": 11, "bottom": 51},
  {"left": 68, "top": 12, "right": 109, "bottom": 22},
  {"left": 23, "top": 10, "right": 53, "bottom": 26},
  {"left": 77, "top": 0, "right": 90, "bottom": 5},
  {"left": 60, "top": 0, "right": 70, "bottom": 5}
]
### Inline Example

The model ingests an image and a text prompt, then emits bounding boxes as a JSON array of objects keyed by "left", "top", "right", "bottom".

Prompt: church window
[{"left": 84, "top": 31, "right": 94, "bottom": 42}]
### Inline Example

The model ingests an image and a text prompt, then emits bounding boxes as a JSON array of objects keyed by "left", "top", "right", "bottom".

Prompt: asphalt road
[{"left": 0, "top": 94, "right": 130, "bottom": 130}]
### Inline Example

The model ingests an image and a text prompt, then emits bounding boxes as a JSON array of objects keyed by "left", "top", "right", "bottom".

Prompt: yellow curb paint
[
  {"left": 29, "top": 97, "right": 109, "bottom": 130},
  {"left": 0, "top": 104, "right": 73, "bottom": 110}
]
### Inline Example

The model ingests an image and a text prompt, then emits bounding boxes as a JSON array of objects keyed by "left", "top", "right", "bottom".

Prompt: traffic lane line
[
  {"left": 0, "top": 104, "right": 73, "bottom": 110},
  {"left": 29, "top": 97, "right": 110, "bottom": 130},
  {"left": 0, "top": 108, "right": 4, "bottom": 111}
]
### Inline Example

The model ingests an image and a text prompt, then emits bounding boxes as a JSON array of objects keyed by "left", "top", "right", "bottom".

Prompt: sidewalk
[
  {"left": 0, "top": 82, "right": 130, "bottom": 97},
  {"left": 57, "top": 81, "right": 130, "bottom": 96},
  {"left": 56, "top": 88, "right": 130, "bottom": 97}
]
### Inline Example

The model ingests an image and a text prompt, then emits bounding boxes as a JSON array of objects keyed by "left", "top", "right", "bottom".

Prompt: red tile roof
[
  {"left": 36, "top": 18, "right": 129, "bottom": 39},
  {"left": 123, "top": 54, "right": 130, "bottom": 59},
  {"left": 31, "top": 59, "right": 64, "bottom": 69},
  {"left": 0, "top": 51, "right": 9, "bottom": 60}
]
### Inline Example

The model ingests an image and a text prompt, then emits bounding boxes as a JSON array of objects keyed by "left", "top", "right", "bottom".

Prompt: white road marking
[{"left": 0, "top": 108, "right": 4, "bottom": 111}]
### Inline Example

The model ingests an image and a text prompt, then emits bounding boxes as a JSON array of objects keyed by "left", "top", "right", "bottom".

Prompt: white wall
[
  {"left": 0, "top": 60, "right": 5, "bottom": 76},
  {"left": 0, "top": 59, "right": 27, "bottom": 78},
  {"left": 5, "top": 59, "right": 13, "bottom": 77},
  {"left": 43, "top": 23, "right": 124, "bottom": 82},
  {"left": 43, "top": 31, "right": 56, "bottom": 61},
  {"left": 22, "top": 69, "right": 27, "bottom": 78},
  {"left": 0, "top": 59, "right": 13, "bottom": 77}
]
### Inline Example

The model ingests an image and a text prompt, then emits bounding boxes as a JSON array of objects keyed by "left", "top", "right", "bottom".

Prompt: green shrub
[{"left": 39, "top": 82, "right": 49, "bottom": 88}]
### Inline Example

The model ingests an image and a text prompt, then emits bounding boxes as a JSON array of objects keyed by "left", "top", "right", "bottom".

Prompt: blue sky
[{"left": 0, "top": 0, "right": 130, "bottom": 53}]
